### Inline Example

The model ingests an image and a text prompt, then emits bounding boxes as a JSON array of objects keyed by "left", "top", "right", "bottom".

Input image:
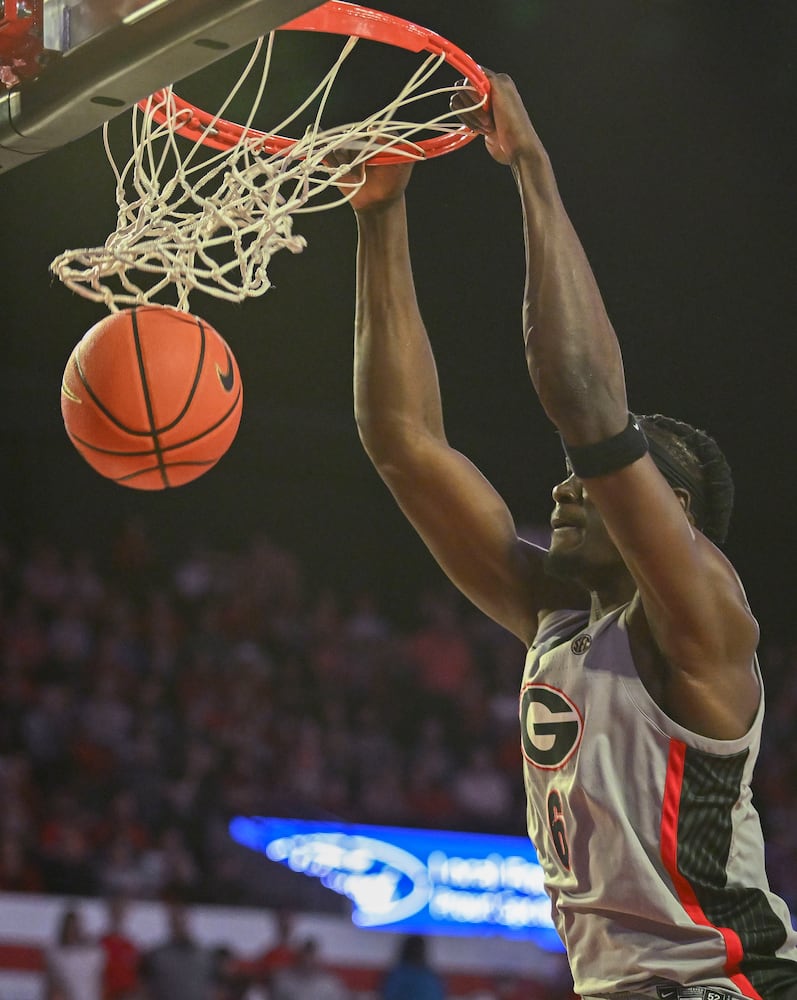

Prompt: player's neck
[{"left": 588, "top": 575, "right": 637, "bottom": 623}]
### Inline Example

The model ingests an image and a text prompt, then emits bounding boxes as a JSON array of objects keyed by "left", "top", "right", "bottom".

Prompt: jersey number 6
[{"left": 547, "top": 789, "right": 571, "bottom": 869}]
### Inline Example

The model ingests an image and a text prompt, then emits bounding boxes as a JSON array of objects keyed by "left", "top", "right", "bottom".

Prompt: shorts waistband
[
  {"left": 656, "top": 987, "right": 741, "bottom": 1000},
  {"left": 582, "top": 987, "right": 742, "bottom": 1000}
]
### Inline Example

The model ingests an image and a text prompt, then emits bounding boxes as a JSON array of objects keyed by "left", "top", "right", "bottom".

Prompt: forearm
[
  {"left": 353, "top": 197, "right": 445, "bottom": 461},
  {"left": 512, "top": 150, "right": 628, "bottom": 445}
]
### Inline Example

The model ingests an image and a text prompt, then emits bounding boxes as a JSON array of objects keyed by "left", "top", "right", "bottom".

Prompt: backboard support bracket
[{"left": 0, "top": 0, "right": 321, "bottom": 173}]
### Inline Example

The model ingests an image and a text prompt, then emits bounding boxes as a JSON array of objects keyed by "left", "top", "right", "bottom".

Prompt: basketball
[{"left": 61, "top": 305, "right": 243, "bottom": 490}]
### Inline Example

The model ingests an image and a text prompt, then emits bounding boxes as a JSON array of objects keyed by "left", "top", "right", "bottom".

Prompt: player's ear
[{"left": 673, "top": 487, "right": 696, "bottom": 527}]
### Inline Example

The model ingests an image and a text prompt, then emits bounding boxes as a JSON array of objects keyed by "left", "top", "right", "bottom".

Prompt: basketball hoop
[{"left": 50, "top": 1, "right": 489, "bottom": 312}]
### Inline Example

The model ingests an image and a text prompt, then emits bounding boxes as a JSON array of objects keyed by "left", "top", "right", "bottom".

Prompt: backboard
[{"left": 0, "top": 0, "right": 322, "bottom": 174}]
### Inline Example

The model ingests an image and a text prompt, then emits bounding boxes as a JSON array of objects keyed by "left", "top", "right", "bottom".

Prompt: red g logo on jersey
[{"left": 520, "top": 683, "right": 583, "bottom": 770}]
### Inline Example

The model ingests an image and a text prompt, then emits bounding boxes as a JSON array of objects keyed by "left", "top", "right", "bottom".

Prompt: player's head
[
  {"left": 546, "top": 472, "right": 623, "bottom": 588},
  {"left": 544, "top": 414, "right": 734, "bottom": 588},
  {"left": 637, "top": 414, "right": 734, "bottom": 546}
]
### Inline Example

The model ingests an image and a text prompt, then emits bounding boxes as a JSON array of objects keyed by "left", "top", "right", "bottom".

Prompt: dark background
[{"left": 1, "top": 0, "right": 795, "bottom": 634}]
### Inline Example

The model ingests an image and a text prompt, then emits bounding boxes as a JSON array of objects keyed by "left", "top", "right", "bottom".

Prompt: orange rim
[{"left": 139, "top": 0, "right": 490, "bottom": 164}]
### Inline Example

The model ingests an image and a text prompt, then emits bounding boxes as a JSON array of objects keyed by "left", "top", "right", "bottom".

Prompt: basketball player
[{"left": 334, "top": 72, "right": 797, "bottom": 999}]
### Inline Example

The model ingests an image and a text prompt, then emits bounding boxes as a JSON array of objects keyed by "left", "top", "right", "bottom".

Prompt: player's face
[{"left": 544, "top": 469, "right": 624, "bottom": 585}]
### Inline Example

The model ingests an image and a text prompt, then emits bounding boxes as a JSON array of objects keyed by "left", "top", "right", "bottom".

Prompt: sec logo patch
[{"left": 570, "top": 633, "right": 592, "bottom": 655}]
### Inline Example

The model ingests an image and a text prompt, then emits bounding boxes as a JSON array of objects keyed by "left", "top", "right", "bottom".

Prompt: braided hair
[{"left": 636, "top": 414, "right": 734, "bottom": 546}]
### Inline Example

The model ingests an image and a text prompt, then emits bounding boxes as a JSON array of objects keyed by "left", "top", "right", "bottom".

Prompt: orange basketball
[{"left": 61, "top": 305, "right": 243, "bottom": 490}]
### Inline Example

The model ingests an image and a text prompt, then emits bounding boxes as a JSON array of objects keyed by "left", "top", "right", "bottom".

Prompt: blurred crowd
[
  {"left": 0, "top": 518, "right": 795, "bottom": 915},
  {"left": 44, "top": 900, "right": 504, "bottom": 1000}
]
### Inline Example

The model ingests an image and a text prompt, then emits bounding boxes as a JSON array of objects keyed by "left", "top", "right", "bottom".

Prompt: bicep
[
  {"left": 586, "top": 455, "right": 758, "bottom": 665},
  {"left": 373, "top": 433, "right": 579, "bottom": 642}
]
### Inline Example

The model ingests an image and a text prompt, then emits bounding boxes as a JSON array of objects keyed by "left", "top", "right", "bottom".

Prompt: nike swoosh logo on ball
[{"left": 216, "top": 349, "right": 235, "bottom": 392}]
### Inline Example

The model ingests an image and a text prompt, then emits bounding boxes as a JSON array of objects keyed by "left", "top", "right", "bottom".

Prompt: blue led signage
[{"left": 229, "top": 817, "right": 562, "bottom": 951}]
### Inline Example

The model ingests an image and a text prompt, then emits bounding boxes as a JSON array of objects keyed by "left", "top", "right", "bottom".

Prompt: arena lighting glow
[{"left": 228, "top": 817, "right": 563, "bottom": 951}]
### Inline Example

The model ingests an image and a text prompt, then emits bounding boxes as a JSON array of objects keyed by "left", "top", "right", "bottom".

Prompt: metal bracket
[{"left": 0, "top": 0, "right": 321, "bottom": 173}]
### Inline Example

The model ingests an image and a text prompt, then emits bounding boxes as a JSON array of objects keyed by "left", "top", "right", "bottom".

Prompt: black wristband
[{"left": 563, "top": 414, "right": 649, "bottom": 478}]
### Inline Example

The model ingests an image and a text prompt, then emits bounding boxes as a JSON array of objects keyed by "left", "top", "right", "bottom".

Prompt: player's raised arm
[
  {"left": 333, "top": 153, "right": 584, "bottom": 644},
  {"left": 461, "top": 72, "right": 759, "bottom": 738}
]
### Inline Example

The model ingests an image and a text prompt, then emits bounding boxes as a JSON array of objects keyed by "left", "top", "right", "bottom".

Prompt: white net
[{"left": 50, "top": 30, "right": 486, "bottom": 312}]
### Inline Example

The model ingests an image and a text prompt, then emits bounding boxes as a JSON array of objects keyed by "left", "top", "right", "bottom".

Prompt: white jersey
[{"left": 520, "top": 606, "right": 797, "bottom": 999}]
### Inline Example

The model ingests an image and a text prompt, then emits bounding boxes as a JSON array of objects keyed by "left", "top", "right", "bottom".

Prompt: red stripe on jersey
[{"left": 660, "top": 738, "right": 762, "bottom": 1000}]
